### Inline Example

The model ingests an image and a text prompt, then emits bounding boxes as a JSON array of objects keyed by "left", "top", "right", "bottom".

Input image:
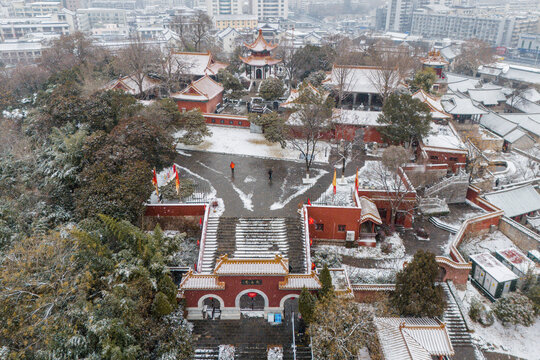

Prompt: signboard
[
  {"left": 241, "top": 279, "right": 262, "bottom": 285},
  {"left": 274, "top": 313, "right": 282, "bottom": 323}
]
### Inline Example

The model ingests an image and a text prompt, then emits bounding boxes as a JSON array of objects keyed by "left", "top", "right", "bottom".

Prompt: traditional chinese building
[
  {"left": 240, "top": 29, "right": 281, "bottom": 80},
  {"left": 171, "top": 75, "right": 224, "bottom": 113}
]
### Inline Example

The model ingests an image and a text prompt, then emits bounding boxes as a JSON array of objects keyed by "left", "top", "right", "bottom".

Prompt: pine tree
[
  {"left": 391, "top": 250, "right": 446, "bottom": 317},
  {"left": 319, "top": 264, "right": 334, "bottom": 299},
  {"left": 299, "top": 287, "right": 316, "bottom": 324}
]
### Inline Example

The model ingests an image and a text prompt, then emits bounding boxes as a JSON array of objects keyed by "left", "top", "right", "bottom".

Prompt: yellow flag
[{"left": 332, "top": 169, "right": 337, "bottom": 194}]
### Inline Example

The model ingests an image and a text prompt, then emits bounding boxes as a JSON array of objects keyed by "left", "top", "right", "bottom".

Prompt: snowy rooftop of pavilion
[
  {"left": 375, "top": 317, "right": 454, "bottom": 360},
  {"left": 179, "top": 271, "right": 225, "bottom": 290},
  {"left": 169, "top": 51, "right": 228, "bottom": 77},
  {"left": 323, "top": 64, "right": 401, "bottom": 94},
  {"left": 485, "top": 185, "right": 540, "bottom": 218},
  {"left": 412, "top": 89, "right": 451, "bottom": 119},
  {"left": 422, "top": 122, "right": 467, "bottom": 153},
  {"left": 279, "top": 273, "right": 321, "bottom": 290},
  {"left": 332, "top": 108, "right": 383, "bottom": 126}
]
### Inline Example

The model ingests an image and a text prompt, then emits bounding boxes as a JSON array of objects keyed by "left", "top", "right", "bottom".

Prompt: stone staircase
[
  {"left": 200, "top": 216, "right": 220, "bottom": 273},
  {"left": 424, "top": 171, "right": 470, "bottom": 204},
  {"left": 429, "top": 217, "right": 459, "bottom": 234},
  {"left": 192, "top": 318, "right": 312, "bottom": 359},
  {"left": 199, "top": 217, "right": 306, "bottom": 274},
  {"left": 441, "top": 282, "right": 473, "bottom": 347}
]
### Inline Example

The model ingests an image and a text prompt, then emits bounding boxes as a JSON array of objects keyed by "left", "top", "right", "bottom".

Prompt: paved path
[{"left": 176, "top": 150, "right": 364, "bottom": 217}]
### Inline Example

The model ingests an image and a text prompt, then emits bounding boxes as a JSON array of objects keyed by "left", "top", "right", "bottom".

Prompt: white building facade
[{"left": 250, "top": 0, "right": 288, "bottom": 21}]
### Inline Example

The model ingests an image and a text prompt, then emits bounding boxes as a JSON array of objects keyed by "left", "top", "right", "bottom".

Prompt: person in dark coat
[{"left": 268, "top": 168, "right": 273, "bottom": 180}]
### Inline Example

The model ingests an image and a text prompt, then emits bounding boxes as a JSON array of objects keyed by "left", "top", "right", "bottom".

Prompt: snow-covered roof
[
  {"left": 171, "top": 75, "right": 223, "bottom": 101},
  {"left": 470, "top": 253, "right": 519, "bottom": 283},
  {"left": 179, "top": 271, "right": 225, "bottom": 290},
  {"left": 323, "top": 65, "right": 401, "bottom": 94},
  {"left": 446, "top": 73, "right": 480, "bottom": 93},
  {"left": 170, "top": 51, "right": 228, "bottom": 76},
  {"left": 439, "top": 45, "right": 459, "bottom": 61},
  {"left": 213, "top": 254, "right": 289, "bottom": 275},
  {"left": 239, "top": 55, "right": 281, "bottom": 66},
  {"left": 480, "top": 112, "right": 518, "bottom": 137},
  {"left": 467, "top": 88, "right": 506, "bottom": 106},
  {"left": 485, "top": 185, "right": 540, "bottom": 218},
  {"left": 412, "top": 89, "right": 451, "bottom": 119},
  {"left": 506, "top": 96, "right": 540, "bottom": 113},
  {"left": 104, "top": 75, "right": 161, "bottom": 95},
  {"left": 244, "top": 29, "right": 278, "bottom": 52},
  {"left": 477, "top": 65, "right": 503, "bottom": 77},
  {"left": 279, "top": 273, "right": 321, "bottom": 290},
  {"left": 359, "top": 196, "right": 382, "bottom": 225},
  {"left": 500, "top": 113, "right": 540, "bottom": 137},
  {"left": 331, "top": 109, "right": 383, "bottom": 126},
  {"left": 504, "top": 128, "right": 533, "bottom": 144},
  {"left": 422, "top": 122, "right": 467, "bottom": 153},
  {"left": 375, "top": 317, "right": 454, "bottom": 360},
  {"left": 522, "top": 88, "right": 540, "bottom": 103},
  {"left": 441, "top": 95, "right": 487, "bottom": 116},
  {"left": 496, "top": 248, "right": 538, "bottom": 275},
  {"left": 280, "top": 83, "right": 327, "bottom": 109},
  {"left": 217, "top": 27, "right": 239, "bottom": 39}
]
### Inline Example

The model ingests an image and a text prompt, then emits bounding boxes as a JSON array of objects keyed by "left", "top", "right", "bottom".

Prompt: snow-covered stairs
[
  {"left": 429, "top": 217, "right": 459, "bottom": 234},
  {"left": 200, "top": 216, "right": 220, "bottom": 273},
  {"left": 194, "top": 347, "right": 219, "bottom": 359},
  {"left": 233, "top": 218, "right": 289, "bottom": 259},
  {"left": 441, "top": 282, "right": 473, "bottom": 347}
]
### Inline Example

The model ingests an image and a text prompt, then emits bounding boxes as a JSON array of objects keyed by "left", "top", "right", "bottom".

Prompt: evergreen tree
[
  {"left": 249, "top": 112, "right": 287, "bottom": 148},
  {"left": 391, "top": 250, "right": 446, "bottom": 317},
  {"left": 319, "top": 264, "right": 335, "bottom": 299},
  {"left": 377, "top": 93, "right": 432, "bottom": 148},
  {"left": 299, "top": 287, "right": 316, "bottom": 324},
  {"left": 259, "top": 77, "right": 285, "bottom": 100},
  {"left": 409, "top": 68, "right": 438, "bottom": 93}
]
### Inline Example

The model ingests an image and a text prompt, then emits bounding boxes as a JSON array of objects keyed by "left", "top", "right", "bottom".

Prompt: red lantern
[
  {"left": 197, "top": 239, "right": 200, "bottom": 246},
  {"left": 310, "top": 238, "right": 313, "bottom": 246},
  {"left": 247, "top": 292, "right": 257, "bottom": 298},
  {"left": 194, "top": 263, "right": 197, "bottom": 271},
  {"left": 311, "top": 263, "right": 316, "bottom": 270},
  {"left": 308, "top": 217, "right": 314, "bottom": 225},
  {"left": 199, "top": 218, "right": 203, "bottom": 225}
]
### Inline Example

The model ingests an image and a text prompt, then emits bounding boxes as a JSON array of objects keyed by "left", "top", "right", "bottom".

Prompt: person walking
[
  {"left": 230, "top": 161, "right": 235, "bottom": 175},
  {"left": 268, "top": 168, "right": 273, "bottom": 180}
]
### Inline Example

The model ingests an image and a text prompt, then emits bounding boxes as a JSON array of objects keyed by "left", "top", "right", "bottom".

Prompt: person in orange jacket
[{"left": 230, "top": 161, "right": 235, "bottom": 175}]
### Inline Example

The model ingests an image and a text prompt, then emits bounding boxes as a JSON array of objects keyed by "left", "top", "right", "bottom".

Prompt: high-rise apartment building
[
  {"left": 206, "top": 0, "right": 243, "bottom": 17},
  {"left": 250, "top": 0, "right": 288, "bottom": 20}
]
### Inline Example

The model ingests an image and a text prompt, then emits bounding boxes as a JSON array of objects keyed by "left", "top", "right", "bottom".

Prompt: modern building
[
  {"left": 76, "top": 8, "right": 127, "bottom": 32},
  {"left": 250, "top": 0, "right": 288, "bottom": 21},
  {"left": 0, "top": 16, "right": 70, "bottom": 41},
  {"left": 470, "top": 252, "right": 518, "bottom": 300},
  {"left": 411, "top": 8, "right": 538, "bottom": 47},
  {"left": 518, "top": 33, "right": 540, "bottom": 57},
  {"left": 385, "top": 0, "right": 415, "bottom": 33},
  {"left": 0, "top": 41, "right": 43, "bottom": 66},
  {"left": 206, "top": 0, "right": 243, "bottom": 17},
  {"left": 9, "top": 1, "right": 62, "bottom": 18},
  {"left": 214, "top": 14, "right": 258, "bottom": 30}
]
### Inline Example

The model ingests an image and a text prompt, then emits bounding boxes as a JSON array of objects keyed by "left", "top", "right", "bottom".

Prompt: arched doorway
[
  {"left": 239, "top": 292, "right": 265, "bottom": 311},
  {"left": 256, "top": 68, "right": 263, "bottom": 79},
  {"left": 283, "top": 297, "right": 298, "bottom": 321},
  {"left": 199, "top": 295, "right": 223, "bottom": 319}
]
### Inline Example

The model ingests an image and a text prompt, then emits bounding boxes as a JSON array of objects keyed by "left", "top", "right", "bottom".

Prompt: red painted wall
[
  {"left": 183, "top": 275, "right": 301, "bottom": 308},
  {"left": 420, "top": 147, "right": 467, "bottom": 174},
  {"left": 307, "top": 206, "right": 362, "bottom": 240},
  {"left": 144, "top": 204, "right": 206, "bottom": 217},
  {"left": 357, "top": 189, "right": 416, "bottom": 228},
  {"left": 175, "top": 93, "right": 223, "bottom": 113},
  {"left": 204, "top": 114, "right": 250, "bottom": 127}
]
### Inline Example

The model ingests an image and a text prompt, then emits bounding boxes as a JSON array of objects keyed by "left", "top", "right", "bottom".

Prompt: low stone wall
[
  {"left": 499, "top": 217, "right": 540, "bottom": 253},
  {"left": 351, "top": 284, "right": 395, "bottom": 303}
]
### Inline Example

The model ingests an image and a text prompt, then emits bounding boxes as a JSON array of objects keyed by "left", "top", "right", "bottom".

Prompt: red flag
[
  {"left": 354, "top": 167, "right": 359, "bottom": 191},
  {"left": 152, "top": 168, "right": 159, "bottom": 197},
  {"left": 332, "top": 169, "right": 337, "bottom": 195},
  {"left": 307, "top": 198, "right": 312, "bottom": 206},
  {"left": 174, "top": 166, "right": 180, "bottom": 195}
]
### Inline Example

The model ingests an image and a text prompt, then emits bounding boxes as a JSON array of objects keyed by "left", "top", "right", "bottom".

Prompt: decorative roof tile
[{"left": 213, "top": 254, "right": 289, "bottom": 275}]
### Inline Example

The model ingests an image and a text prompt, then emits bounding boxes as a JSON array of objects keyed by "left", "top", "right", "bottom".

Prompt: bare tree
[
  {"left": 275, "top": 38, "right": 300, "bottom": 86},
  {"left": 371, "top": 146, "right": 415, "bottom": 227},
  {"left": 171, "top": 10, "right": 213, "bottom": 52},
  {"left": 288, "top": 85, "right": 334, "bottom": 175},
  {"left": 158, "top": 45, "right": 195, "bottom": 95},
  {"left": 454, "top": 38, "right": 495, "bottom": 77},
  {"left": 114, "top": 37, "right": 160, "bottom": 98}
]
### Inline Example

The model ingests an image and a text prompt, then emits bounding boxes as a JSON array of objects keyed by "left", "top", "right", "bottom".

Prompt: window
[
  {"left": 229, "top": 120, "right": 234, "bottom": 125},
  {"left": 220, "top": 119, "right": 225, "bottom": 124},
  {"left": 449, "top": 157, "right": 458, "bottom": 161},
  {"left": 430, "top": 155, "right": 438, "bottom": 160},
  {"left": 211, "top": 119, "right": 216, "bottom": 123},
  {"left": 315, "top": 223, "right": 324, "bottom": 231},
  {"left": 338, "top": 225, "right": 346, "bottom": 232},
  {"left": 238, "top": 121, "right": 242, "bottom": 126}
]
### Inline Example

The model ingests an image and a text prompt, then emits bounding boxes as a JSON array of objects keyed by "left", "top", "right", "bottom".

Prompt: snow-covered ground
[
  {"left": 491, "top": 151, "right": 540, "bottom": 184},
  {"left": 270, "top": 168, "right": 327, "bottom": 210},
  {"left": 267, "top": 346, "right": 283, "bottom": 360},
  {"left": 345, "top": 264, "right": 401, "bottom": 284},
  {"left": 314, "top": 233, "right": 405, "bottom": 260},
  {"left": 218, "top": 345, "right": 235, "bottom": 360},
  {"left": 176, "top": 126, "right": 331, "bottom": 163},
  {"left": 456, "top": 283, "right": 540, "bottom": 360},
  {"left": 458, "top": 231, "right": 516, "bottom": 260}
]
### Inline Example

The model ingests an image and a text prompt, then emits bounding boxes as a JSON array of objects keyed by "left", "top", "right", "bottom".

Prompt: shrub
[
  {"left": 493, "top": 292, "right": 536, "bottom": 327},
  {"left": 299, "top": 287, "right": 316, "bottom": 324},
  {"left": 152, "top": 292, "right": 173, "bottom": 316},
  {"left": 525, "top": 285, "right": 540, "bottom": 315},
  {"left": 469, "top": 297, "right": 494, "bottom": 326},
  {"left": 381, "top": 242, "right": 392, "bottom": 254}
]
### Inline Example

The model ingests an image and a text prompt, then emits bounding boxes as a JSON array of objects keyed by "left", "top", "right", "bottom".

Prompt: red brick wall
[
  {"left": 144, "top": 204, "right": 206, "bottom": 217},
  {"left": 421, "top": 147, "right": 467, "bottom": 173},
  {"left": 307, "top": 206, "right": 362, "bottom": 240},
  {"left": 356, "top": 189, "right": 416, "bottom": 228}
]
